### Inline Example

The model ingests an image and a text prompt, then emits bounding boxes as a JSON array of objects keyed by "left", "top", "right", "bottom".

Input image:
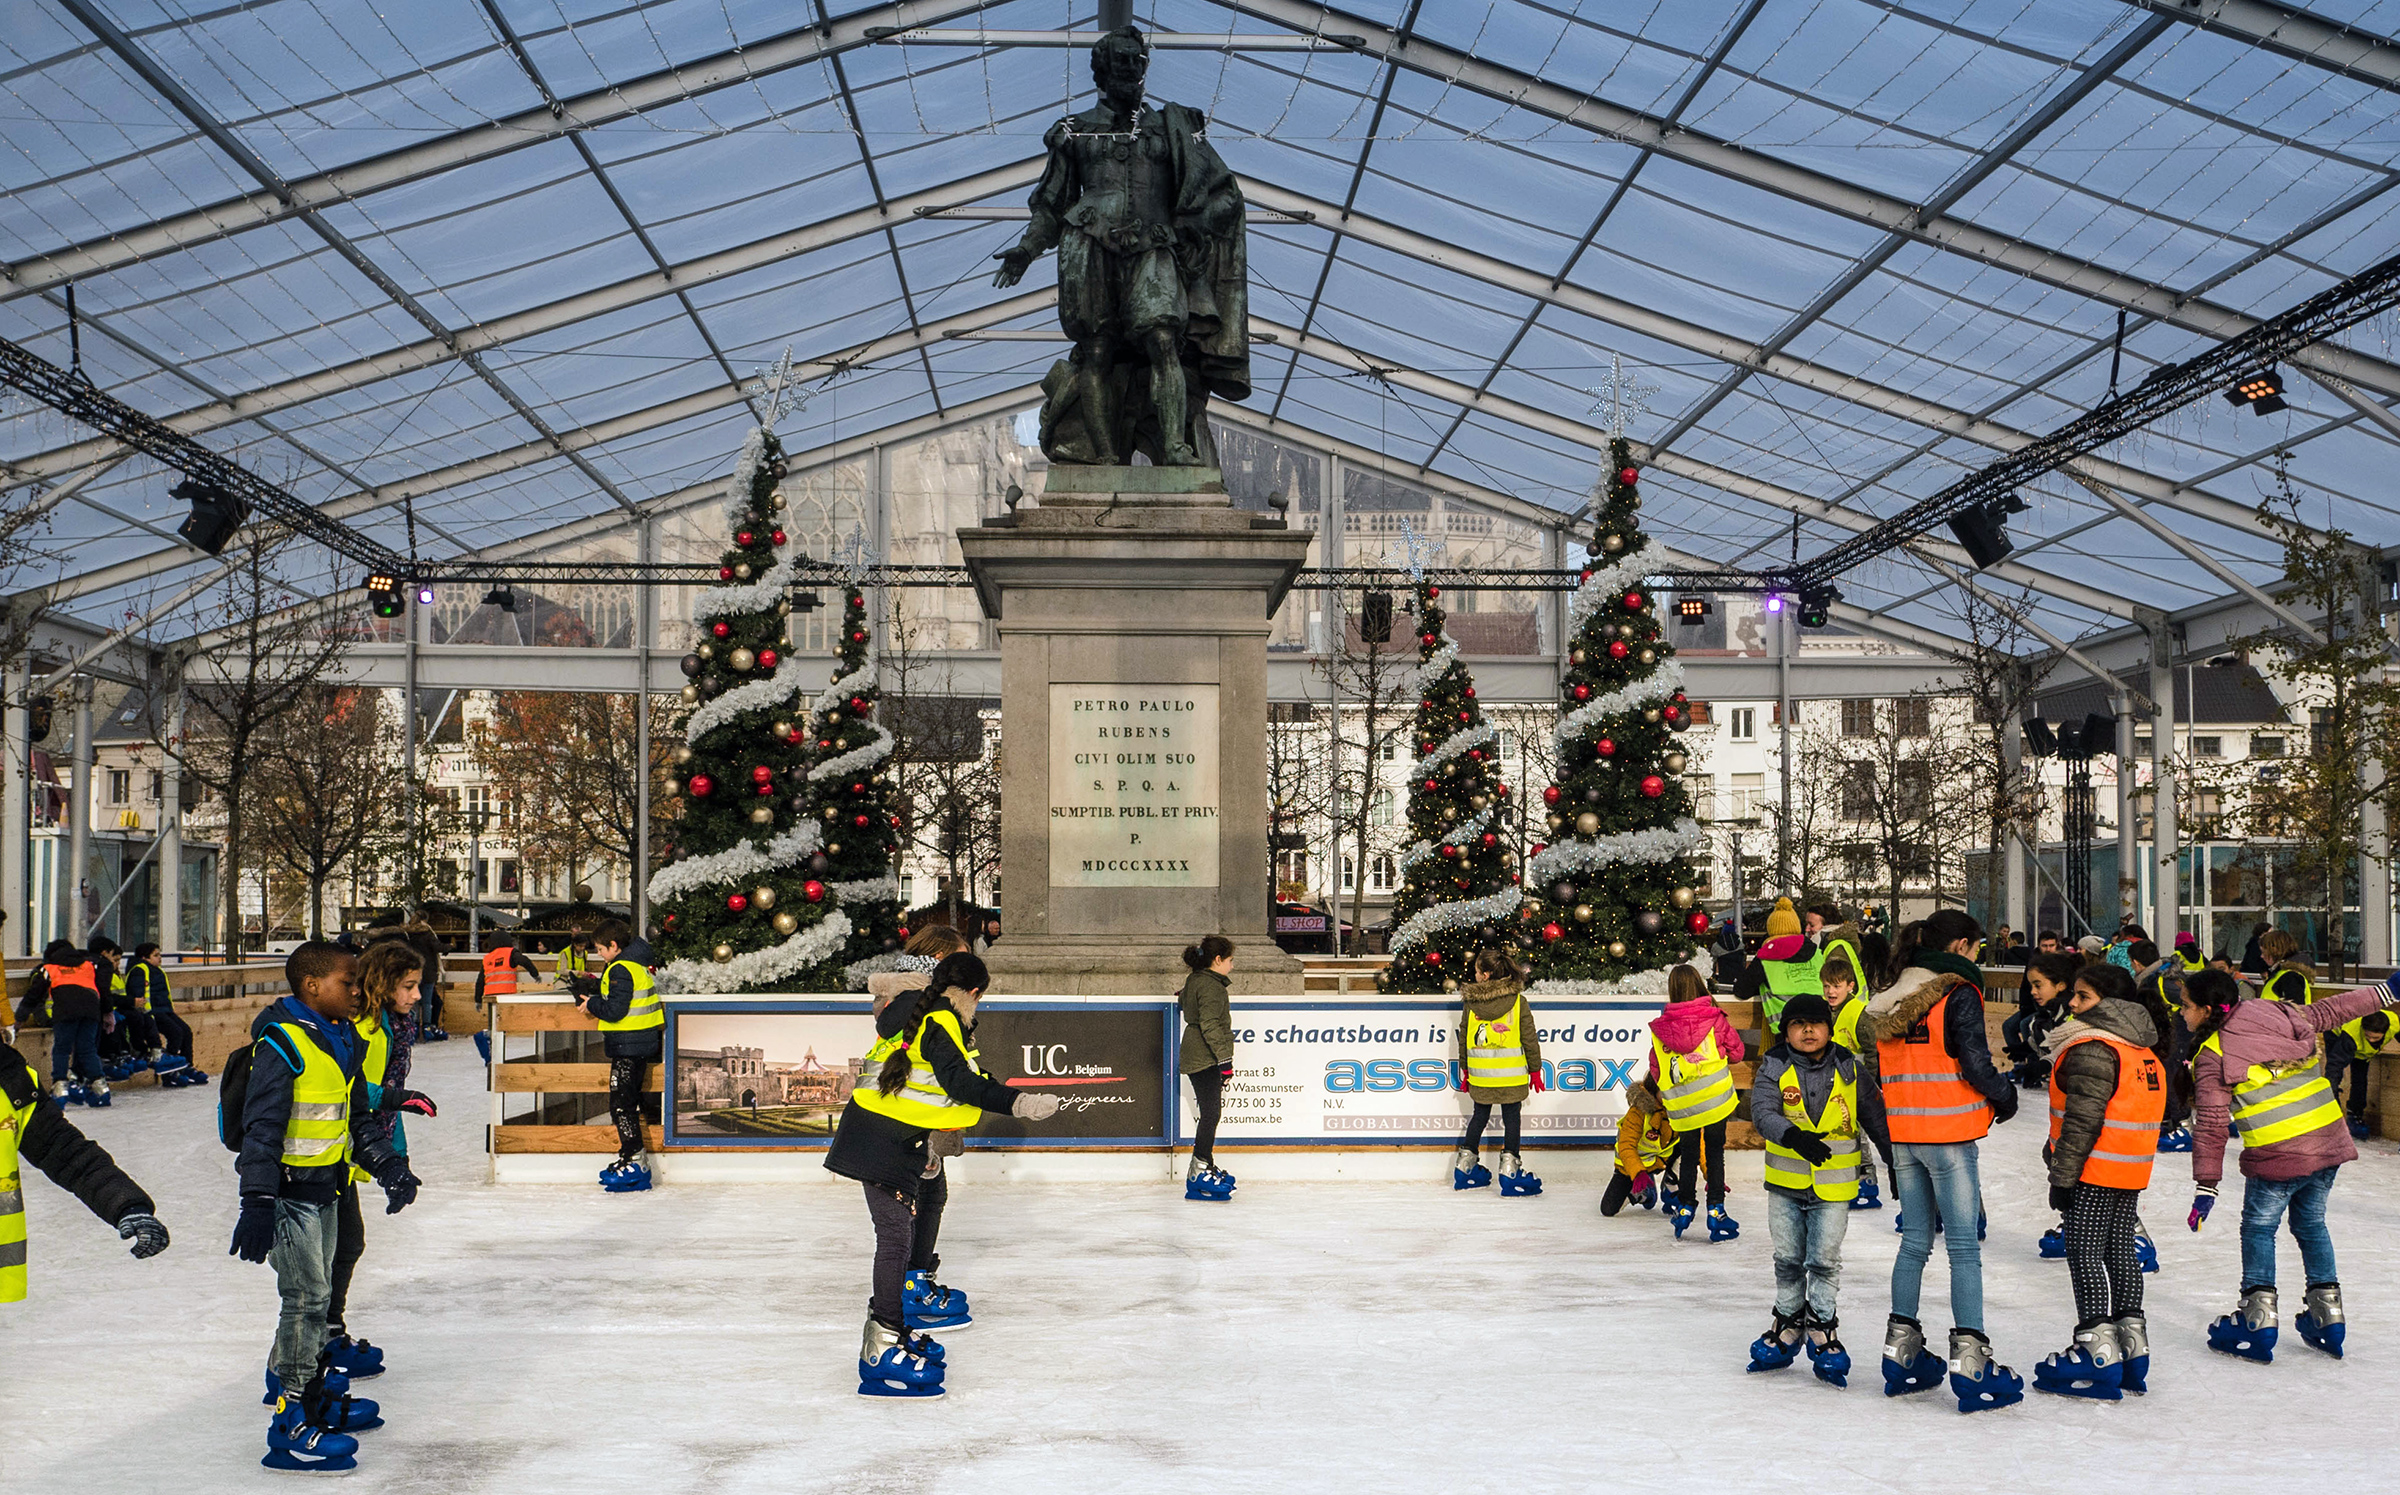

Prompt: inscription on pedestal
[{"left": 1049, "top": 684, "right": 1221, "bottom": 887}]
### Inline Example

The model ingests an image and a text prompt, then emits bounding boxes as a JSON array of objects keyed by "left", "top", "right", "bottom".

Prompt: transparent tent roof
[{"left": 4, "top": 0, "right": 2398, "bottom": 652}]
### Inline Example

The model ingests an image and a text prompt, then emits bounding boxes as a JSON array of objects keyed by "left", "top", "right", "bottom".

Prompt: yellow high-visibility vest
[
  {"left": 272, "top": 1023, "right": 352, "bottom": 1175},
  {"left": 1759, "top": 946, "right": 1828, "bottom": 1029},
  {"left": 851, "top": 1008, "right": 985, "bottom": 1130},
  {"left": 594, "top": 959, "right": 662, "bottom": 1032},
  {"left": 1465, "top": 996, "right": 1532, "bottom": 1091},
  {"left": 2202, "top": 1031, "right": 2344, "bottom": 1149},
  {"left": 2, "top": 1062, "right": 36, "bottom": 1302},
  {"left": 348, "top": 1014, "right": 392, "bottom": 1186},
  {"left": 1761, "top": 1058, "right": 1862, "bottom": 1202},
  {"left": 1654, "top": 1029, "right": 1739, "bottom": 1132}
]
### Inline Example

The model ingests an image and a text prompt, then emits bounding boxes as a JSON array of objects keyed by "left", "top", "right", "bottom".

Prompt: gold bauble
[
  {"left": 1575, "top": 811, "right": 1600, "bottom": 835},
  {"left": 1601, "top": 534, "right": 1624, "bottom": 553},
  {"left": 769, "top": 488, "right": 788, "bottom": 511},
  {"left": 728, "top": 647, "right": 756, "bottom": 672},
  {"left": 777, "top": 600, "right": 792, "bottom": 616},
  {"left": 1469, "top": 794, "right": 1489, "bottom": 809},
  {"left": 1643, "top": 708, "right": 1662, "bottom": 723},
  {"left": 1670, "top": 886, "right": 1696, "bottom": 909},
  {"left": 1616, "top": 623, "right": 1633, "bottom": 639},
  {"left": 679, "top": 685, "right": 699, "bottom": 703},
  {"left": 770, "top": 720, "right": 792, "bottom": 738},
  {"left": 733, "top": 563, "right": 753, "bottom": 581},
  {"left": 1440, "top": 807, "right": 1457, "bottom": 822},
  {"left": 711, "top": 943, "right": 734, "bottom": 963},
  {"left": 1607, "top": 940, "right": 1628, "bottom": 959},
  {"left": 1546, "top": 813, "right": 1563, "bottom": 831},
  {"left": 1569, "top": 648, "right": 1585, "bottom": 665},
  {"left": 772, "top": 911, "right": 799, "bottom": 935},
  {"left": 673, "top": 745, "right": 694, "bottom": 765},
  {"left": 752, "top": 885, "right": 778, "bottom": 910},
  {"left": 696, "top": 642, "right": 714, "bottom": 659},
  {"left": 824, "top": 807, "right": 840, "bottom": 821},
  {"left": 826, "top": 842, "right": 842, "bottom": 855},
  {"left": 1501, "top": 852, "right": 1518, "bottom": 868},
  {"left": 1573, "top": 903, "right": 1594, "bottom": 923},
  {"left": 1638, "top": 647, "right": 1655, "bottom": 664},
  {"left": 835, "top": 738, "right": 848, "bottom": 750},
  {"left": 1663, "top": 751, "right": 1687, "bottom": 772},
  {"left": 748, "top": 806, "right": 774, "bottom": 825}
]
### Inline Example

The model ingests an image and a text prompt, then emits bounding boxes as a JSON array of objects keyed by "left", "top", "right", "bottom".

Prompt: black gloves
[
  {"left": 1989, "top": 1087, "right": 2019, "bottom": 1124},
  {"left": 380, "top": 1168, "right": 421, "bottom": 1215},
  {"left": 388, "top": 1089, "right": 437, "bottom": 1118},
  {"left": 1217, "top": 1060, "right": 1234, "bottom": 1082},
  {"left": 2050, "top": 1183, "right": 2078, "bottom": 1214},
  {"left": 1783, "top": 1133, "right": 1834, "bottom": 1166},
  {"left": 230, "top": 1195, "right": 275, "bottom": 1263},
  {"left": 117, "top": 1211, "right": 169, "bottom": 1259}
]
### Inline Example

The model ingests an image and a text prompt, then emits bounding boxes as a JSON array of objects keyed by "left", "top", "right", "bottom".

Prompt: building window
[
  {"left": 2192, "top": 736, "right": 2223, "bottom": 758},
  {"left": 1370, "top": 788, "right": 1395, "bottom": 826},
  {"left": 106, "top": 769, "right": 130, "bottom": 804},
  {"left": 1730, "top": 773, "right": 1766, "bottom": 821},
  {"left": 2134, "top": 734, "right": 2154, "bottom": 756},
  {"left": 1369, "top": 854, "right": 1397, "bottom": 893},
  {"left": 1496, "top": 729, "right": 1518, "bottom": 757},
  {"left": 899, "top": 873, "right": 915, "bottom": 906},
  {"left": 1895, "top": 697, "right": 1931, "bottom": 737},
  {"left": 1379, "top": 740, "right": 1398, "bottom": 761},
  {"left": 1340, "top": 855, "right": 1356, "bottom": 893},
  {"left": 498, "top": 859, "right": 520, "bottom": 894},
  {"left": 1841, "top": 700, "right": 1875, "bottom": 737},
  {"left": 1729, "top": 707, "right": 1757, "bottom": 742},
  {"left": 1841, "top": 762, "right": 1876, "bottom": 822},
  {"left": 148, "top": 770, "right": 163, "bottom": 803},
  {"left": 2251, "top": 734, "right": 2285, "bottom": 758},
  {"left": 1275, "top": 850, "right": 1310, "bottom": 894}
]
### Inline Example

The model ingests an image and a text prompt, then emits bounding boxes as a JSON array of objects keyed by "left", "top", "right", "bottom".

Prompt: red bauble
[
  {"left": 757, "top": 648, "right": 779, "bottom": 670},
  {"left": 1572, "top": 684, "right": 1591, "bottom": 701},
  {"left": 711, "top": 621, "right": 731, "bottom": 639},
  {"left": 786, "top": 729, "right": 804, "bottom": 745},
  {"left": 849, "top": 594, "right": 864, "bottom": 609},
  {"left": 897, "top": 926, "right": 911, "bottom": 939},
  {"left": 1619, "top": 466, "right": 1639, "bottom": 485},
  {"left": 717, "top": 566, "right": 733, "bottom": 581},
  {"left": 1580, "top": 568, "right": 1593, "bottom": 583},
  {"left": 803, "top": 880, "right": 827, "bottom": 903},
  {"left": 736, "top": 530, "right": 755, "bottom": 547},
  {"left": 1623, "top": 590, "right": 1643, "bottom": 610},
  {"left": 1608, "top": 640, "right": 1630, "bottom": 660},
  {"left": 851, "top": 630, "right": 867, "bottom": 643},
  {"left": 1464, "top": 686, "right": 1476, "bottom": 699},
  {"left": 851, "top": 782, "right": 866, "bottom": 794},
  {"left": 1424, "top": 779, "right": 1439, "bottom": 792},
  {"left": 1686, "top": 910, "right": 1712, "bottom": 935},
  {"left": 1663, "top": 703, "right": 1682, "bottom": 722},
  {"left": 1420, "top": 632, "right": 1438, "bottom": 646},
  {"left": 751, "top": 764, "right": 774, "bottom": 783},
  {"left": 1479, "top": 833, "right": 1497, "bottom": 848},
  {"left": 756, "top": 782, "right": 774, "bottom": 796},
  {"left": 770, "top": 528, "right": 787, "bottom": 546},
  {"left": 1640, "top": 774, "right": 1666, "bottom": 798},
  {"left": 1542, "top": 922, "right": 1565, "bottom": 942},
  {"left": 853, "top": 813, "right": 872, "bottom": 828},
  {"left": 1424, "top": 950, "right": 1442, "bottom": 966},
  {"left": 688, "top": 774, "right": 714, "bottom": 797},
  {"left": 662, "top": 914, "right": 679, "bottom": 931},
  {"left": 1495, "top": 782, "right": 1509, "bottom": 797},
  {"left": 727, "top": 893, "right": 749, "bottom": 913},
  {"left": 850, "top": 696, "right": 868, "bottom": 712},
  {"left": 1597, "top": 738, "right": 1617, "bottom": 757},
  {"left": 1427, "top": 585, "right": 1441, "bottom": 599},
  {"left": 1530, "top": 843, "right": 1548, "bottom": 858},
  {"left": 1543, "top": 785, "right": 1562, "bottom": 806},
  {"left": 1457, "top": 710, "right": 1471, "bottom": 723}
]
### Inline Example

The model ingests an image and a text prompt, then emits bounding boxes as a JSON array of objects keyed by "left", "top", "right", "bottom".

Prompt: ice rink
[{"left": 9, "top": 1035, "right": 2399, "bottom": 1493}]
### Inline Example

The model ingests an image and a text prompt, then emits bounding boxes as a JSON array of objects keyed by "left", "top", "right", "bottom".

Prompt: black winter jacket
[
  {"left": 15, "top": 953, "right": 105, "bottom": 1026},
  {"left": 2044, "top": 997, "right": 2159, "bottom": 1190},
  {"left": 2, "top": 1044, "right": 152, "bottom": 1226},
  {"left": 126, "top": 959, "right": 173, "bottom": 1015},
  {"left": 823, "top": 996, "right": 1018, "bottom": 1195},
  {"left": 585, "top": 938, "right": 663, "bottom": 1059},
  {"left": 236, "top": 998, "right": 403, "bottom": 1205}
]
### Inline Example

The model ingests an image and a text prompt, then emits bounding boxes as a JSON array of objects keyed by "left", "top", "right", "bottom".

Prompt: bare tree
[
  {"left": 879, "top": 598, "right": 1002, "bottom": 930},
  {"left": 1267, "top": 700, "right": 1335, "bottom": 901},
  {"left": 1836, "top": 695, "right": 1978, "bottom": 918},
  {"left": 247, "top": 685, "right": 398, "bottom": 937},
  {"left": 1765, "top": 710, "right": 1852, "bottom": 906},
  {"left": 159, "top": 546, "right": 354, "bottom": 950},
  {"left": 1938, "top": 589, "right": 2054, "bottom": 921},
  {"left": 471, "top": 691, "right": 675, "bottom": 896},
  {"left": 1316, "top": 609, "right": 1414, "bottom": 955}
]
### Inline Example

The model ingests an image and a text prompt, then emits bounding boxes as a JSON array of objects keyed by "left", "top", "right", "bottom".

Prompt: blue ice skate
[
  {"left": 263, "top": 1395, "right": 358, "bottom": 1475},
  {"left": 2296, "top": 1284, "right": 2345, "bottom": 1358},
  {"left": 1947, "top": 1329, "right": 2023, "bottom": 1413},
  {"left": 2207, "top": 1287, "right": 2277, "bottom": 1363},
  {"left": 263, "top": 1368, "right": 382, "bottom": 1432},
  {"left": 1185, "top": 1160, "right": 1235, "bottom": 1201},
  {"left": 2115, "top": 1313, "right": 2150, "bottom": 1393},
  {"left": 1670, "top": 1204, "right": 1697, "bottom": 1240},
  {"left": 2157, "top": 1122, "right": 2193, "bottom": 1153},
  {"left": 1497, "top": 1154, "right": 1542, "bottom": 1197},
  {"left": 902, "top": 1268, "right": 971, "bottom": 1331},
  {"left": 858, "top": 1319, "right": 945, "bottom": 1398},
  {"left": 2134, "top": 1233, "right": 2159, "bottom": 1274},
  {"left": 473, "top": 1030, "right": 492, "bottom": 1065},
  {"left": 1706, "top": 1204, "right": 1740, "bottom": 1242},
  {"left": 1880, "top": 1315, "right": 1945, "bottom": 1397},
  {"left": 1807, "top": 1319, "right": 1851, "bottom": 1388},
  {"left": 322, "top": 1334, "right": 385, "bottom": 1380},
  {"left": 599, "top": 1158, "right": 652, "bottom": 1193},
  {"left": 2033, "top": 1322, "right": 2124, "bottom": 1401},
  {"left": 1848, "top": 1174, "right": 1882, "bottom": 1211},
  {"left": 1452, "top": 1147, "right": 1492, "bottom": 1190},
  {"left": 83, "top": 1080, "right": 110, "bottom": 1108},
  {"left": 1747, "top": 1309, "right": 1802, "bottom": 1373},
  {"left": 2038, "top": 1225, "right": 2067, "bottom": 1259}
]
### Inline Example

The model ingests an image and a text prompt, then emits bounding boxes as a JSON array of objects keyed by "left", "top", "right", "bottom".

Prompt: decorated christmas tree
[
  {"left": 648, "top": 425, "right": 852, "bottom": 991},
  {"left": 1379, "top": 577, "right": 1523, "bottom": 993},
  {"left": 1524, "top": 436, "right": 1707, "bottom": 986},
  {"left": 804, "top": 568, "right": 906, "bottom": 987}
]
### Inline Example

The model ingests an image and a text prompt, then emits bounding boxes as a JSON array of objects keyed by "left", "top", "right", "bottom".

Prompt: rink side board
[
  {"left": 662, "top": 999, "right": 1174, "bottom": 1149},
  {"left": 1185, "top": 1000, "right": 1668, "bottom": 1148}
]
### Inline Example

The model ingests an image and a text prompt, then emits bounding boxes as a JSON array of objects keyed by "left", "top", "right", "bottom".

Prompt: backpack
[{"left": 216, "top": 1043, "right": 254, "bottom": 1152}]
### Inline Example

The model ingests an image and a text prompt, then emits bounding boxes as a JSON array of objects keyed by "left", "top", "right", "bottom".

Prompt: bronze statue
[{"left": 992, "top": 26, "right": 1249, "bottom": 468}]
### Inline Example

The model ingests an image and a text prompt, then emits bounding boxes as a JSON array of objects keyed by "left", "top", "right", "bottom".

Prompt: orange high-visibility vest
[
  {"left": 39, "top": 961, "right": 99, "bottom": 996},
  {"left": 1876, "top": 982, "right": 1993, "bottom": 1145},
  {"left": 2048, "top": 1029, "right": 2165, "bottom": 1190},
  {"left": 481, "top": 946, "right": 517, "bottom": 998}
]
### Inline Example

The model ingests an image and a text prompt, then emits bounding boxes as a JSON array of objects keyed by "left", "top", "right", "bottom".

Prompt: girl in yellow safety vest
[
  {"left": 2180, "top": 966, "right": 2400, "bottom": 1363},
  {"left": 1646, "top": 964, "right": 1746, "bottom": 1242},
  {"left": 324, "top": 940, "right": 438, "bottom": 1383},
  {"left": 824, "top": 953, "right": 1064, "bottom": 1398},
  {"left": 1453, "top": 948, "right": 1543, "bottom": 1196}
]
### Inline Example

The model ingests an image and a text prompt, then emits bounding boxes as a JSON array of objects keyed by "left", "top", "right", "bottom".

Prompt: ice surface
[{"left": 10, "top": 1036, "right": 2399, "bottom": 1493}]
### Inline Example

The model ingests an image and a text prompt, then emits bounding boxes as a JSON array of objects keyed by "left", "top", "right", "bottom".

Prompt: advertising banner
[
  {"left": 1190, "top": 1000, "right": 1667, "bottom": 1146},
  {"left": 663, "top": 1001, "right": 1169, "bottom": 1148}
]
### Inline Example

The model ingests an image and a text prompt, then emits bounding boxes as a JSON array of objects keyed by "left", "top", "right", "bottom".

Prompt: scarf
[{"left": 1918, "top": 949, "right": 1983, "bottom": 987}]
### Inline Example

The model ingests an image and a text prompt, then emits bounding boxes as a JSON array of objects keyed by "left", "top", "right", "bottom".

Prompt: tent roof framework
[{"left": 5, "top": 0, "right": 2399, "bottom": 660}]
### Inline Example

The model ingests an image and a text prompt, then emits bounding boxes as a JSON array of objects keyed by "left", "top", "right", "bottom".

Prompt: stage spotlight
[
  {"left": 1948, "top": 500, "right": 2019, "bottom": 569},
  {"left": 171, "top": 476, "right": 248, "bottom": 556},
  {"left": 415, "top": 583, "right": 436, "bottom": 606},
  {"left": 1675, "top": 594, "right": 1712, "bottom": 624},
  {"left": 2224, "top": 369, "right": 2286, "bottom": 415},
  {"left": 366, "top": 573, "right": 405, "bottom": 620},
  {"left": 1764, "top": 594, "right": 1784, "bottom": 615},
  {"left": 2021, "top": 715, "right": 2058, "bottom": 758},
  {"left": 792, "top": 590, "right": 823, "bottom": 614},
  {"left": 1359, "top": 589, "right": 1394, "bottom": 643},
  {"left": 1797, "top": 585, "right": 1839, "bottom": 629},
  {"left": 482, "top": 585, "right": 518, "bottom": 613}
]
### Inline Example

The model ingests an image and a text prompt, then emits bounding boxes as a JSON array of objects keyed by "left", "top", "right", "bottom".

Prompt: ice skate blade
[
  {"left": 1812, "top": 1363, "right": 1849, "bottom": 1389},
  {"left": 858, "top": 1378, "right": 946, "bottom": 1398},
  {"left": 2296, "top": 1315, "right": 2344, "bottom": 1358},
  {"left": 2033, "top": 1363, "right": 2123, "bottom": 1401},
  {"left": 1848, "top": 1198, "right": 1883, "bottom": 1211},
  {"left": 1453, "top": 1167, "right": 1492, "bottom": 1190},
  {"left": 1498, "top": 1178, "right": 1543, "bottom": 1197},
  {"left": 2206, "top": 1324, "right": 2275, "bottom": 1363},
  {"left": 1950, "top": 1374, "right": 2024, "bottom": 1413},
  {"left": 904, "top": 1311, "right": 972, "bottom": 1332},
  {"left": 261, "top": 1450, "right": 357, "bottom": 1475},
  {"left": 1882, "top": 1354, "right": 1944, "bottom": 1397},
  {"left": 1746, "top": 1337, "right": 1799, "bottom": 1374}
]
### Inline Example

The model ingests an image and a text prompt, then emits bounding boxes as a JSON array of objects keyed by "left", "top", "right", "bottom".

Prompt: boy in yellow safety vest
[
  {"left": 577, "top": 919, "right": 662, "bottom": 1191},
  {"left": 230, "top": 942, "right": 421, "bottom": 1474}
]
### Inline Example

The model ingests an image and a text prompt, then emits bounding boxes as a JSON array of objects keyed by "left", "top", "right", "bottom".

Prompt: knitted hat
[
  {"left": 1765, "top": 897, "right": 1802, "bottom": 939},
  {"left": 1779, "top": 993, "right": 1834, "bottom": 1031},
  {"left": 2076, "top": 935, "right": 2108, "bottom": 955}
]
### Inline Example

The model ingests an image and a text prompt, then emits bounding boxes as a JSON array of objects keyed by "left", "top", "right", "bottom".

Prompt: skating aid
[
  {"left": 2033, "top": 1321, "right": 2124, "bottom": 1401},
  {"left": 2134, "top": 1233, "right": 2159, "bottom": 1274},
  {"left": 1806, "top": 1316, "right": 1850, "bottom": 1389},
  {"left": 1880, "top": 1315, "right": 1944, "bottom": 1397},
  {"left": 1497, "top": 1153, "right": 1542, "bottom": 1197},
  {"left": 1670, "top": 1204, "right": 1696, "bottom": 1240},
  {"left": 1747, "top": 1309, "right": 1803, "bottom": 1373},
  {"left": 2156, "top": 1122, "right": 2193, "bottom": 1153},
  {"left": 902, "top": 1268, "right": 972, "bottom": 1331},
  {"left": 2207, "top": 1286, "right": 2277, "bottom": 1363},
  {"left": 2296, "top": 1283, "right": 2345, "bottom": 1358},
  {"left": 1947, "top": 1328, "right": 2023, "bottom": 1413},
  {"left": 322, "top": 1334, "right": 385, "bottom": 1379},
  {"left": 1452, "top": 1146, "right": 1491, "bottom": 1190},
  {"left": 1848, "top": 1174, "right": 1882, "bottom": 1211},
  {"left": 2038, "top": 1225, "right": 2067, "bottom": 1259}
]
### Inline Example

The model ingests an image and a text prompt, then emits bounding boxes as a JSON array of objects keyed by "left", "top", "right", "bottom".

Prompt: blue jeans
[
  {"left": 1767, "top": 1189, "right": 1850, "bottom": 1322},
  {"left": 49, "top": 1018, "right": 102, "bottom": 1083},
  {"left": 1889, "top": 1140, "right": 1985, "bottom": 1331},
  {"left": 2239, "top": 1165, "right": 2339, "bottom": 1291},
  {"left": 269, "top": 1198, "right": 339, "bottom": 1389}
]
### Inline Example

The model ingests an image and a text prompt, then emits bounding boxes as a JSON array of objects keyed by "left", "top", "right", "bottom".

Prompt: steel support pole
[
  {"left": 2004, "top": 716, "right": 2027, "bottom": 936},
  {"left": 2, "top": 660, "right": 26, "bottom": 958},
  {"left": 634, "top": 515, "right": 655, "bottom": 935},
  {"left": 2114, "top": 689, "right": 2137, "bottom": 929},
  {"left": 402, "top": 605, "right": 420, "bottom": 909},
  {"left": 1776, "top": 605, "right": 1794, "bottom": 893},
  {"left": 2147, "top": 616, "right": 2180, "bottom": 946},
  {"left": 67, "top": 678, "right": 92, "bottom": 942},
  {"left": 161, "top": 680, "right": 183, "bottom": 954}
]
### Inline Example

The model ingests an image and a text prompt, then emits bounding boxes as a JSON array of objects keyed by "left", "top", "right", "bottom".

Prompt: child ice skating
[
  {"left": 1601, "top": 1081, "right": 1682, "bottom": 1216},
  {"left": 1746, "top": 993, "right": 1886, "bottom": 1387},
  {"left": 324, "top": 940, "right": 438, "bottom": 1382},
  {"left": 1818, "top": 953, "right": 1884, "bottom": 1210},
  {"left": 16, "top": 941, "right": 110, "bottom": 1106},
  {"left": 2182, "top": 967, "right": 2400, "bottom": 1363},
  {"left": 867, "top": 926, "right": 976, "bottom": 1329},
  {"left": 127, "top": 942, "right": 203, "bottom": 1086},
  {"left": 575, "top": 920, "right": 662, "bottom": 1192},
  {"left": 1, "top": 1038, "right": 170, "bottom": 1303},
  {"left": 824, "top": 953, "right": 1061, "bottom": 1397},
  {"left": 1646, "top": 964, "right": 1743, "bottom": 1241},
  {"left": 1178, "top": 935, "right": 1239, "bottom": 1200},
  {"left": 1454, "top": 948, "right": 1543, "bottom": 1196},
  {"left": 2033, "top": 964, "right": 2164, "bottom": 1401}
]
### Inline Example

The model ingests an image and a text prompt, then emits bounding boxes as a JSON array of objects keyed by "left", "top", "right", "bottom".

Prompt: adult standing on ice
[
  {"left": 826, "top": 953, "right": 1061, "bottom": 1397},
  {"left": 1178, "top": 936, "right": 1238, "bottom": 1201},
  {"left": 1867, "top": 910, "right": 2022, "bottom": 1412},
  {"left": 2181, "top": 966, "right": 2400, "bottom": 1363}
]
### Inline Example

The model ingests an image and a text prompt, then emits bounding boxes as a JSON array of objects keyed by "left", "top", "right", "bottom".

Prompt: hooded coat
[
  {"left": 2191, "top": 984, "right": 2394, "bottom": 1187},
  {"left": 2043, "top": 996, "right": 2159, "bottom": 1190},
  {"left": 1644, "top": 996, "right": 1744, "bottom": 1083},
  {"left": 1458, "top": 976, "right": 1541, "bottom": 1105},
  {"left": 1862, "top": 964, "right": 2018, "bottom": 1124}
]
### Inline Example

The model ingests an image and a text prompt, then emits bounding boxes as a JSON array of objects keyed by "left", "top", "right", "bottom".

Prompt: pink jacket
[
  {"left": 2191, "top": 985, "right": 2391, "bottom": 1186},
  {"left": 1645, "top": 997, "right": 1745, "bottom": 1083}
]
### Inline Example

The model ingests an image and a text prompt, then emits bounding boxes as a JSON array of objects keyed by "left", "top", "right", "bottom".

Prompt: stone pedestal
[{"left": 958, "top": 466, "right": 1310, "bottom": 995}]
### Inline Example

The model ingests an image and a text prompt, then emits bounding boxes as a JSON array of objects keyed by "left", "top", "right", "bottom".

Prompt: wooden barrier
[
  {"left": 487, "top": 992, "right": 660, "bottom": 1155},
  {"left": 10, "top": 962, "right": 291, "bottom": 1088}
]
